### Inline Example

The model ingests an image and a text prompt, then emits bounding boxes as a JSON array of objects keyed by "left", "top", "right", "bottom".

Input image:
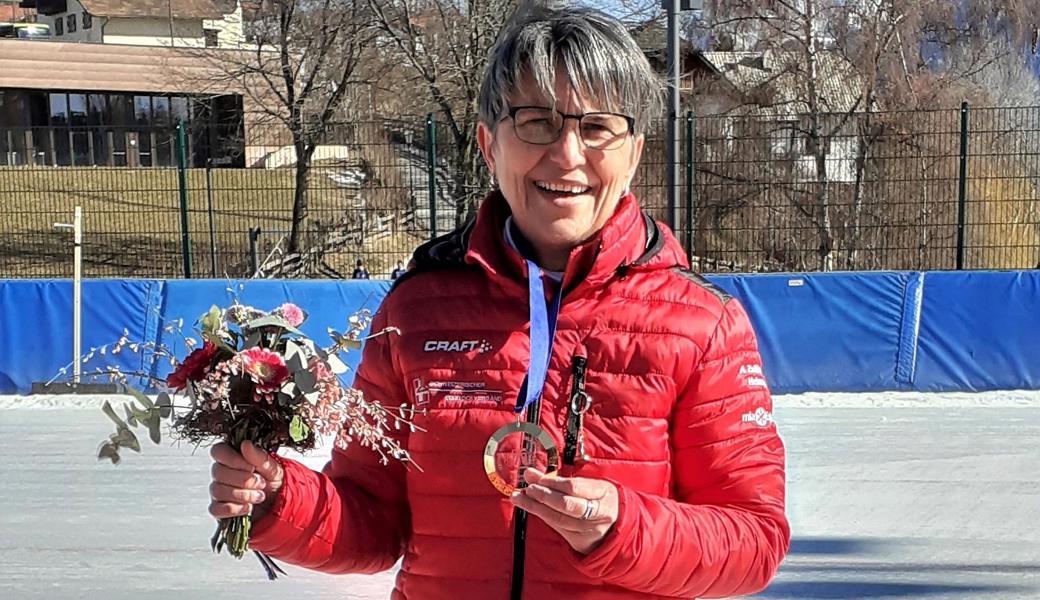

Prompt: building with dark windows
[{"left": 0, "top": 38, "right": 256, "bottom": 168}]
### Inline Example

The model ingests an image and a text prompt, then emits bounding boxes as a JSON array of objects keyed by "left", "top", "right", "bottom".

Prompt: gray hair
[{"left": 478, "top": 2, "right": 663, "bottom": 136}]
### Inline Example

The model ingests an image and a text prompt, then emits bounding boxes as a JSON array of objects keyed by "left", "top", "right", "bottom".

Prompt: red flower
[
  {"left": 167, "top": 341, "right": 220, "bottom": 390},
  {"left": 240, "top": 347, "right": 290, "bottom": 390}
]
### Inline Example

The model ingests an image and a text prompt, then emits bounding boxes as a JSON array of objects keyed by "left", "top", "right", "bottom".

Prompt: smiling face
[{"left": 477, "top": 71, "right": 645, "bottom": 271}]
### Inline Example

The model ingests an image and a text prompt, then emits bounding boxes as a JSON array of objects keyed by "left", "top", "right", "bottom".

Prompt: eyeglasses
[{"left": 504, "top": 105, "right": 635, "bottom": 151}]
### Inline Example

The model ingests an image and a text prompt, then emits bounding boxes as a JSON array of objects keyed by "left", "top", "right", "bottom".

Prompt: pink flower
[
  {"left": 240, "top": 347, "right": 290, "bottom": 390},
  {"left": 276, "top": 303, "right": 305, "bottom": 327}
]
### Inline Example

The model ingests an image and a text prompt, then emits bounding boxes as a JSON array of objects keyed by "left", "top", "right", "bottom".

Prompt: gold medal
[{"left": 483, "top": 421, "right": 559, "bottom": 496}]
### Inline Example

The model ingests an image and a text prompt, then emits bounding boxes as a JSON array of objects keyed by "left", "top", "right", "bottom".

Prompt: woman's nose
[{"left": 546, "top": 121, "right": 586, "bottom": 167}]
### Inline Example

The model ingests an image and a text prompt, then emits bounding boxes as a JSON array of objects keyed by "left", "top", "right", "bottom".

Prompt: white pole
[
  {"left": 73, "top": 206, "right": 82, "bottom": 385},
  {"left": 54, "top": 207, "right": 83, "bottom": 386}
]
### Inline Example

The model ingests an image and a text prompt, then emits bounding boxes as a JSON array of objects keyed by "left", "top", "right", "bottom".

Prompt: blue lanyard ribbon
[{"left": 515, "top": 259, "right": 563, "bottom": 415}]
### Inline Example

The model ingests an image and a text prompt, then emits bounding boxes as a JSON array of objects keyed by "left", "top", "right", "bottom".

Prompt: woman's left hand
[{"left": 510, "top": 467, "right": 619, "bottom": 555}]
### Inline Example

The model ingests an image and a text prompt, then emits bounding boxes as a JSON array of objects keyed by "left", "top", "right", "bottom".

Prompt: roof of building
[
  {"left": 77, "top": 0, "right": 227, "bottom": 20},
  {"left": 701, "top": 50, "right": 865, "bottom": 115},
  {"left": 0, "top": 38, "right": 235, "bottom": 93},
  {"left": 628, "top": 19, "right": 698, "bottom": 54}
]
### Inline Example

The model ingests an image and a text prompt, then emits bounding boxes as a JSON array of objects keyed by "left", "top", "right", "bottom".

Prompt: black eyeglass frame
[{"left": 502, "top": 104, "right": 636, "bottom": 150}]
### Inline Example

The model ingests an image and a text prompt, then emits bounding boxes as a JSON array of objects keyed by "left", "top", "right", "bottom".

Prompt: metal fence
[{"left": 1, "top": 104, "right": 1038, "bottom": 279}]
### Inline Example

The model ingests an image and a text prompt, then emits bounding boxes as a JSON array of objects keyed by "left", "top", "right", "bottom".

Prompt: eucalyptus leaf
[
  {"left": 121, "top": 404, "right": 137, "bottom": 427},
  {"left": 101, "top": 400, "right": 127, "bottom": 429},
  {"left": 289, "top": 415, "right": 308, "bottom": 442},
  {"left": 112, "top": 426, "right": 141, "bottom": 452},
  {"left": 128, "top": 403, "right": 151, "bottom": 425},
  {"left": 245, "top": 316, "right": 303, "bottom": 336},
  {"left": 284, "top": 340, "right": 306, "bottom": 372},
  {"left": 304, "top": 390, "right": 321, "bottom": 405},
  {"left": 200, "top": 305, "right": 222, "bottom": 335},
  {"left": 295, "top": 369, "right": 317, "bottom": 395},
  {"left": 144, "top": 410, "right": 162, "bottom": 444},
  {"left": 326, "top": 354, "right": 348, "bottom": 374},
  {"left": 125, "top": 387, "right": 154, "bottom": 410},
  {"left": 299, "top": 338, "right": 326, "bottom": 360},
  {"left": 279, "top": 381, "right": 298, "bottom": 397},
  {"left": 156, "top": 392, "right": 173, "bottom": 418},
  {"left": 276, "top": 392, "right": 295, "bottom": 407},
  {"left": 97, "top": 441, "right": 120, "bottom": 464},
  {"left": 244, "top": 331, "right": 262, "bottom": 349}
]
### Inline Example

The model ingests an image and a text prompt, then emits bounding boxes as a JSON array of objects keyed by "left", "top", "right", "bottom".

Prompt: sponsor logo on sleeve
[
  {"left": 741, "top": 407, "right": 774, "bottom": 428},
  {"left": 739, "top": 363, "right": 768, "bottom": 388}
]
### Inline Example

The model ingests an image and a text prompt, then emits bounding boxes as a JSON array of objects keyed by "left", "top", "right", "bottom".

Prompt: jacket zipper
[{"left": 510, "top": 394, "right": 541, "bottom": 600}]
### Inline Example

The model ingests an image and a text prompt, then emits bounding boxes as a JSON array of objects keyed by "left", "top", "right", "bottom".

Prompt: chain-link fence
[{"left": 2, "top": 104, "right": 1038, "bottom": 278}]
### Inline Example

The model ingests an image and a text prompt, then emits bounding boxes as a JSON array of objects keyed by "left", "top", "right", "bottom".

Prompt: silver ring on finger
[{"left": 579, "top": 498, "right": 596, "bottom": 521}]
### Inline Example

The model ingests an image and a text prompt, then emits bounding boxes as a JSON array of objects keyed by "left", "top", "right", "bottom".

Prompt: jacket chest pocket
[{"left": 556, "top": 351, "right": 676, "bottom": 470}]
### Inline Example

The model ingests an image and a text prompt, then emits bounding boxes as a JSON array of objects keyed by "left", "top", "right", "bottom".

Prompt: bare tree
[
  {"left": 181, "top": 0, "right": 378, "bottom": 253},
  {"left": 364, "top": 0, "right": 517, "bottom": 225},
  {"left": 698, "top": 0, "right": 866, "bottom": 270},
  {"left": 691, "top": 0, "right": 1040, "bottom": 270}
]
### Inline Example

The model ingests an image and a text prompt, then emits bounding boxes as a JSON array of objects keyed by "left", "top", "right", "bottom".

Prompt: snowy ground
[{"left": 1, "top": 390, "right": 1038, "bottom": 600}]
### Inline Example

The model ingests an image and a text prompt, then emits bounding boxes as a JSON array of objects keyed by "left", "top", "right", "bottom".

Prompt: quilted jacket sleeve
[
  {"left": 572, "top": 297, "right": 790, "bottom": 597},
  {"left": 248, "top": 305, "right": 412, "bottom": 574}
]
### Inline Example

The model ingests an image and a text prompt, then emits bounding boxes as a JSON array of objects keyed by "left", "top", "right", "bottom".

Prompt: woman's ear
[{"left": 477, "top": 121, "right": 496, "bottom": 175}]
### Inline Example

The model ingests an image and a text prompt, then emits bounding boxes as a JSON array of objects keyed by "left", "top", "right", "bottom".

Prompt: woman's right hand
[{"left": 208, "top": 440, "right": 285, "bottom": 520}]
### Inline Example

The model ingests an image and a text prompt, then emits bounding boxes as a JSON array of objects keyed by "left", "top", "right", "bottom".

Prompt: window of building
[
  {"left": 133, "top": 96, "right": 152, "bottom": 125},
  {"left": 82, "top": 11, "right": 92, "bottom": 29},
  {"left": 0, "top": 90, "right": 27, "bottom": 128},
  {"left": 152, "top": 96, "right": 171, "bottom": 126},
  {"left": 171, "top": 96, "right": 189, "bottom": 124},
  {"left": 68, "top": 93, "right": 88, "bottom": 127},
  {"left": 66, "top": 14, "right": 76, "bottom": 33},
  {"left": 87, "top": 94, "right": 106, "bottom": 125},
  {"left": 54, "top": 17, "right": 63, "bottom": 36},
  {"left": 48, "top": 93, "right": 69, "bottom": 126},
  {"left": 204, "top": 28, "right": 219, "bottom": 47},
  {"left": 109, "top": 95, "right": 132, "bottom": 127}
]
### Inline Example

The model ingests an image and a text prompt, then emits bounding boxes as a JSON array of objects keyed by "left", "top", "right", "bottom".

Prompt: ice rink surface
[{"left": 2, "top": 390, "right": 1038, "bottom": 600}]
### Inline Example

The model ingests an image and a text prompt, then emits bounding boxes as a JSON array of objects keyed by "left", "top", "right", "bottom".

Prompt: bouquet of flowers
[{"left": 94, "top": 300, "right": 412, "bottom": 579}]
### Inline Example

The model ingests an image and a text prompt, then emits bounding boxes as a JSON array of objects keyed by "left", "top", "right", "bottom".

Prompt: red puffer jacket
[{"left": 250, "top": 192, "right": 789, "bottom": 599}]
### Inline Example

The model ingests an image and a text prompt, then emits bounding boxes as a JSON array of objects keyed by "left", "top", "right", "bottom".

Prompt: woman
[{"left": 207, "top": 4, "right": 789, "bottom": 598}]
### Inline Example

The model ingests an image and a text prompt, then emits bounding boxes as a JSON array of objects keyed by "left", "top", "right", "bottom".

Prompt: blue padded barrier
[
  {"left": 0, "top": 279, "right": 389, "bottom": 395},
  {"left": 0, "top": 280, "right": 154, "bottom": 395},
  {"left": 709, "top": 272, "right": 910, "bottom": 394},
  {"left": 894, "top": 272, "right": 925, "bottom": 386},
  {"left": 1, "top": 272, "right": 1036, "bottom": 395},
  {"left": 913, "top": 271, "right": 1040, "bottom": 392}
]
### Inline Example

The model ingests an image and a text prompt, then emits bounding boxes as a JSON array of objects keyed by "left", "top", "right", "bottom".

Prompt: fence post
[
  {"left": 206, "top": 158, "right": 218, "bottom": 278},
  {"left": 248, "top": 227, "right": 261, "bottom": 276},
  {"left": 956, "top": 101, "right": 969, "bottom": 270},
  {"left": 426, "top": 113, "right": 438, "bottom": 240},
  {"left": 685, "top": 111, "right": 696, "bottom": 265},
  {"left": 175, "top": 119, "right": 193, "bottom": 278}
]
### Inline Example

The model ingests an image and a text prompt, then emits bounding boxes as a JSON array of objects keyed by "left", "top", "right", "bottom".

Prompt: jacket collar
[{"left": 463, "top": 190, "right": 687, "bottom": 293}]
